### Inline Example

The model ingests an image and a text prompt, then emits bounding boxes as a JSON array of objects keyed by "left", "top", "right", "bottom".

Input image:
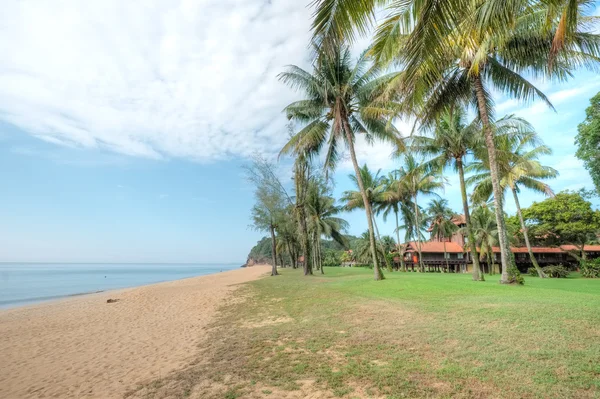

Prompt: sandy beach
[{"left": 0, "top": 265, "right": 270, "bottom": 399}]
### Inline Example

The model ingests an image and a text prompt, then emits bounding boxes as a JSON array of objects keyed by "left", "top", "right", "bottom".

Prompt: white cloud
[{"left": 0, "top": 0, "right": 313, "bottom": 161}]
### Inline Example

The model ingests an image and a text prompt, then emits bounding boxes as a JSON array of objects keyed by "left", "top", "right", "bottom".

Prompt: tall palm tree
[
  {"left": 306, "top": 179, "right": 349, "bottom": 274},
  {"left": 411, "top": 107, "right": 485, "bottom": 280},
  {"left": 293, "top": 153, "right": 313, "bottom": 276},
  {"left": 396, "top": 154, "right": 444, "bottom": 271},
  {"left": 426, "top": 199, "right": 459, "bottom": 271},
  {"left": 341, "top": 164, "right": 393, "bottom": 271},
  {"left": 310, "top": 0, "right": 600, "bottom": 284},
  {"left": 279, "top": 45, "right": 403, "bottom": 281},
  {"left": 468, "top": 130, "right": 559, "bottom": 278}
]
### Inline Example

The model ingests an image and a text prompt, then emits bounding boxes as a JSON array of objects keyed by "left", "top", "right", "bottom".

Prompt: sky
[{"left": 0, "top": 0, "right": 598, "bottom": 263}]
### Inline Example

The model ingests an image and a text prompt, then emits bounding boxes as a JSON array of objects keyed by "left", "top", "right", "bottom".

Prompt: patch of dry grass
[{"left": 127, "top": 268, "right": 600, "bottom": 399}]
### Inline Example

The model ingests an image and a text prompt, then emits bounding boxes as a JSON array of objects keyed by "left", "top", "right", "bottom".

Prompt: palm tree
[
  {"left": 377, "top": 170, "right": 415, "bottom": 265},
  {"left": 309, "top": 0, "right": 599, "bottom": 284},
  {"left": 469, "top": 204, "right": 499, "bottom": 275},
  {"left": 306, "top": 178, "right": 349, "bottom": 274},
  {"left": 396, "top": 154, "right": 443, "bottom": 271},
  {"left": 411, "top": 107, "right": 485, "bottom": 280},
  {"left": 279, "top": 45, "right": 403, "bottom": 280},
  {"left": 468, "top": 129, "right": 558, "bottom": 278},
  {"left": 426, "top": 199, "right": 459, "bottom": 272},
  {"left": 340, "top": 164, "right": 393, "bottom": 271}
]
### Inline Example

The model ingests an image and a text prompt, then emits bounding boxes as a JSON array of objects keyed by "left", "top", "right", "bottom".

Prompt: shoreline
[
  {"left": 0, "top": 263, "right": 245, "bottom": 311},
  {"left": 0, "top": 264, "right": 270, "bottom": 398}
]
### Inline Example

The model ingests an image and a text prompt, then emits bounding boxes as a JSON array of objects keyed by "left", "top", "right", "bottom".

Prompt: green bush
[
  {"left": 542, "top": 265, "right": 570, "bottom": 278},
  {"left": 528, "top": 267, "right": 538, "bottom": 276},
  {"left": 580, "top": 258, "right": 600, "bottom": 278}
]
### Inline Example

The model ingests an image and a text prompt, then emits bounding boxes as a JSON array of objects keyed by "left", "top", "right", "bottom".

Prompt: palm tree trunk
[
  {"left": 443, "top": 241, "right": 449, "bottom": 272},
  {"left": 473, "top": 74, "right": 519, "bottom": 284},
  {"left": 457, "top": 158, "right": 484, "bottom": 281},
  {"left": 413, "top": 195, "right": 424, "bottom": 272},
  {"left": 511, "top": 187, "right": 546, "bottom": 278},
  {"left": 394, "top": 209, "right": 405, "bottom": 271},
  {"left": 297, "top": 206, "right": 312, "bottom": 276},
  {"left": 342, "top": 118, "right": 383, "bottom": 280},
  {"left": 372, "top": 214, "right": 393, "bottom": 272},
  {"left": 269, "top": 224, "right": 278, "bottom": 276}
]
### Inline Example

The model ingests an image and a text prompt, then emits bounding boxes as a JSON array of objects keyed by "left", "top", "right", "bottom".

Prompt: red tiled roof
[
  {"left": 405, "top": 241, "right": 464, "bottom": 253},
  {"left": 560, "top": 245, "right": 600, "bottom": 252},
  {"left": 489, "top": 246, "right": 565, "bottom": 253}
]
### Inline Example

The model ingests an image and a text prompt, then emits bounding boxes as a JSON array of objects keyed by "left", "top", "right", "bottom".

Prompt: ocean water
[{"left": 0, "top": 263, "right": 242, "bottom": 309}]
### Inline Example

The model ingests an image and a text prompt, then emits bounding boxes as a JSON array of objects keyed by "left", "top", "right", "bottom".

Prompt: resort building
[{"left": 393, "top": 214, "right": 600, "bottom": 272}]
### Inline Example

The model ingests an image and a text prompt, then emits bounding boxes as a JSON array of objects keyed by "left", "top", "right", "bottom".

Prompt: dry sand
[{"left": 0, "top": 265, "right": 270, "bottom": 399}]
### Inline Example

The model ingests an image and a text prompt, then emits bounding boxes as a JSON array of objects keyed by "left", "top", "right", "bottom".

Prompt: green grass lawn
[{"left": 130, "top": 268, "right": 600, "bottom": 399}]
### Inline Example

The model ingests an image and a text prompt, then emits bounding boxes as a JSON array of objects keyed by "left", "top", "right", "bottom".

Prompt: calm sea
[{"left": 0, "top": 263, "right": 242, "bottom": 309}]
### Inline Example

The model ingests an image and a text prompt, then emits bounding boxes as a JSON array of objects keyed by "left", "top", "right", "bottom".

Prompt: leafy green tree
[
  {"left": 411, "top": 108, "right": 484, "bottom": 280},
  {"left": 279, "top": 45, "right": 403, "bottom": 280},
  {"left": 250, "top": 183, "right": 285, "bottom": 276},
  {"left": 521, "top": 191, "right": 600, "bottom": 262},
  {"left": 469, "top": 126, "right": 558, "bottom": 278},
  {"left": 576, "top": 92, "right": 600, "bottom": 194},
  {"left": 426, "top": 199, "right": 459, "bottom": 271}
]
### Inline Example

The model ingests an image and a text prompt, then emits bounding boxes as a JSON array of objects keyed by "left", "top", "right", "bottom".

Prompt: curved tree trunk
[
  {"left": 473, "top": 74, "right": 519, "bottom": 284},
  {"left": 457, "top": 158, "right": 484, "bottom": 281},
  {"left": 342, "top": 118, "right": 383, "bottom": 280},
  {"left": 512, "top": 186, "right": 546, "bottom": 278},
  {"left": 269, "top": 224, "right": 279, "bottom": 276},
  {"left": 413, "top": 195, "right": 424, "bottom": 272}
]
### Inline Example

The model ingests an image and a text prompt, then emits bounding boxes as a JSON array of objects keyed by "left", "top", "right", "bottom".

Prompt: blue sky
[{"left": 0, "top": 0, "right": 598, "bottom": 263}]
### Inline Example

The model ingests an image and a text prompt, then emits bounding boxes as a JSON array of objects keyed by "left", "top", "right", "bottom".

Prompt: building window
[
  {"left": 457, "top": 253, "right": 464, "bottom": 259},
  {"left": 444, "top": 252, "right": 451, "bottom": 259}
]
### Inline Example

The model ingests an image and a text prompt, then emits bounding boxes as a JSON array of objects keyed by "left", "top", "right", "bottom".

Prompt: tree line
[{"left": 247, "top": 0, "right": 600, "bottom": 284}]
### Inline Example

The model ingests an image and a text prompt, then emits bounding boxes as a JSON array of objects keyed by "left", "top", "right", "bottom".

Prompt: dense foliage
[
  {"left": 580, "top": 258, "right": 600, "bottom": 278},
  {"left": 576, "top": 92, "right": 600, "bottom": 194}
]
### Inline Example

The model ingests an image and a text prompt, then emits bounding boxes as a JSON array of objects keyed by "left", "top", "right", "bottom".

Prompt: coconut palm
[
  {"left": 396, "top": 154, "right": 444, "bottom": 271},
  {"left": 306, "top": 179, "right": 349, "bottom": 274},
  {"left": 279, "top": 45, "right": 404, "bottom": 281},
  {"left": 341, "top": 164, "right": 393, "bottom": 271},
  {"left": 426, "top": 199, "right": 459, "bottom": 271},
  {"left": 411, "top": 107, "right": 486, "bottom": 280},
  {"left": 468, "top": 129, "right": 559, "bottom": 278},
  {"left": 310, "top": 0, "right": 600, "bottom": 284},
  {"left": 468, "top": 204, "right": 499, "bottom": 275},
  {"left": 377, "top": 170, "right": 415, "bottom": 259}
]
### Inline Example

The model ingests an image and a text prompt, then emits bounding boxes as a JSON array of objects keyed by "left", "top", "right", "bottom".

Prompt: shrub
[
  {"left": 541, "top": 265, "right": 569, "bottom": 278},
  {"left": 580, "top": 258, "right": 600, "bottom": 278},
  {"left": 528, "top": 267, "right": 538, "bottom": 276}
]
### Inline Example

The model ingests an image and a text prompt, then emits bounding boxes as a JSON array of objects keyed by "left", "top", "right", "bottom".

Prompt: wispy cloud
[{"left": 0, "top": 0, "right": 312, "bottom": 162}]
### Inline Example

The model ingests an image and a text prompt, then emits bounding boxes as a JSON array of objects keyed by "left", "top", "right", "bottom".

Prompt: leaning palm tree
[
  {"left": 411, "top": 107, "right": 485, "bottom": 280},
  {"left": 306, "top": 179, "right": 349, "bottom": 274},
  {"left": 426, "top": 199, "right": 459, "bottom": 272},
  {"left": 396, "top": 154, "right": 444, "bottom": 271},
  {"left": 468, "top": 129, "right": 559, "bottom": 278},
  {"left": 279, "top": 45, "right": 404, "bottom": 281},
  {"left": 341, "top": 164, "right": 393, "bottom": 271}
]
